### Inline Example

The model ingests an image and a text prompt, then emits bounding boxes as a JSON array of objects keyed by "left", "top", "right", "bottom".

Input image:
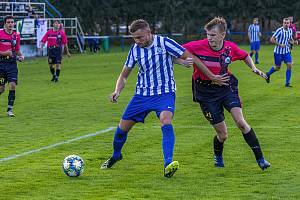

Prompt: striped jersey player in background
[
  {"left": 266, "top": 17, "right": 297, "bottom": 87},
  {"left": 100, "top": 19, "right": 228, "bottom": 178},
  {"left": 248, "top": 17, "right": 261, "bottom": 64}
]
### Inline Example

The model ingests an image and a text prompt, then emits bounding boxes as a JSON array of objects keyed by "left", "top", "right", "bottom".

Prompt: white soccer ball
[{"left": 62, "top": 155, "right": 85, "bottom": 177}]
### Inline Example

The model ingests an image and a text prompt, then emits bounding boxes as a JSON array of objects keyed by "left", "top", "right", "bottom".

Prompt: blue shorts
[
  {"left": 274, "top": 53, "right": 292, "bottom": 66},
  {"left": 122, "top": 92, "right": 176, "bottom": 123},
  {"left": 250, "top": 41, "right": 260, "bottom": 51},
  {"left": 48, "top": 47, "right": 62, "bottom": 64},
  {"left": 0, "top": 61, "right": 18, "bottom": 85}
]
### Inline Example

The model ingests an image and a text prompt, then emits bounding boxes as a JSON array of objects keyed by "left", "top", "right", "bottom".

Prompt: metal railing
[
  {"left": 19, "top": 17, "right": 85, "bottom": 53},
  {"left": 0, "top": 1, "right": 45, "bottom": 18}
]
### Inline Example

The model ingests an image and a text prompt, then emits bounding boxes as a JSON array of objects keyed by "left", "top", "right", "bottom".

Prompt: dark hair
[
  {"left": 53, "top": 19, "right": 60, "bottom": 24},
  {"left": 4, "top": 15, "right": 14, "bottom": 24},
  {"left": 205, "top": 17, "right": 227, "bottom": 33},
  {"left": 283, "top": 17, "right": 290, "bottom": 22},
  {"left": 129, "top": 19, "right": 150, "bottom": 33}
]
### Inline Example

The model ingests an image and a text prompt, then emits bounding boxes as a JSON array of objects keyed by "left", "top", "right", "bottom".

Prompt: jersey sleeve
[
  {"left": 41, "top": 31, "right": 49, "bottom": 43},
  {"left": 124, "top": 45, "right": 136, "bottom": 68},
  {"left": 164, "top": 37, "right": 185, "bottom": 58},
  {"left": 230, "top": 42, "right": 248, "bottom": 61},
  {"left": 272, "top": 28, "right": 281, "bottom": 39},
  {"left": 248, "top": 25, "right": 251, "bottom": 32}
]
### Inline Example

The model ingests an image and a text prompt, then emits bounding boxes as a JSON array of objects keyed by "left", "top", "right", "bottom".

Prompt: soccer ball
[{"left": 62, "top": 155, "right": 85, "bottom": 177}]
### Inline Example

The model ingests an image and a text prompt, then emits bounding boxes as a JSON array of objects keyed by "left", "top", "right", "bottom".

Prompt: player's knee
[
  {"left": 235, "top": 119, "right": 249, "bottom": 132},
  {"left": 217, "top": 133, "right": 228, "bottom": 142},
  {"left": 275, "top": 66, "right": 280, "bottom": 71},
  {"left": 9, "top": 83, "right": 16, "bottom": 90},
  {"left": 160, "top": 117, "right": 172, "bottom": 126}
]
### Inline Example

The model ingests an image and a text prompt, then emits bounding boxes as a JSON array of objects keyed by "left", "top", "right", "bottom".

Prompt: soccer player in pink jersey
[
  {"left": 40, "top": 20, "right": 67, "bottom": 82},
  {"left": 182, "top": 17, "right": 270, "bottom": 170},
  {"left": 0, "top": 15, "right": 24, "bottom": 117}
]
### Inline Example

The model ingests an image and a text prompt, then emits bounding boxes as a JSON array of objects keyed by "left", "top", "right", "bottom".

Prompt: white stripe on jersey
[
  {"left": 272, "top": 27, "right": 293, "bottom": 54},
  {"left": 248, "top": 24, "right": 260, "bottom": 42},
  {"left": 124, "top": 35, "right": 185, "bottom": 96}
]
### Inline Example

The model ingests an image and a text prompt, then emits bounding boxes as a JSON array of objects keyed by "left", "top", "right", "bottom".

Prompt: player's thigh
[
  {"left": 255, "top": 41, "right": 260, "bottom": 51},
  {"left": 6, "top": 63, "right": 18, "bottom": 85},
  {"left": 122, "top": 95, "right": 151, "bottom": 124},
  {"left": 284, "top": 53, "right": 292, "bottom": 67},
  {"left": 229, "top": 107, "right": 250, "bottom": 132},
  {"left": 223, "top": 88, "right": 241, "bottom": 113},
  {"left": 274, "top": 53, "right": 283, "bottom": 67},
  {"left": 154, "top": 93, "right": 176, "bottom": 122},
  {"left": 199, "top": 100, "right": 224, "bottom": 125}
]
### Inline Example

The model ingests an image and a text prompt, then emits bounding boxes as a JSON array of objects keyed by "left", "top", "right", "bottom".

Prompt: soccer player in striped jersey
[
  {"left": 266, "top": 18, "right": 297, "bottom": 87},
  {"left": 0, "top": 15, "right": 24, "bottom": 117},
  {"left": 248, "top": 17, "right": 261, "bottom": 64},
  {"left": 182, "top": 17, "right": 270, "bottom": 171},
  {"left": 100, "top": 19, "right": 228, "bottom": 177}
]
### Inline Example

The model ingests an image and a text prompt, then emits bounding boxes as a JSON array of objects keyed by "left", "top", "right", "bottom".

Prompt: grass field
[{"left": 0, "top": 45, "right": 300, "bottom": 199}]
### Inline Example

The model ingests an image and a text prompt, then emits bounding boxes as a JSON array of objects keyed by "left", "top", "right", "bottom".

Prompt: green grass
[{"left": 0, "top": 45, "right": 300, "bottom": 199}]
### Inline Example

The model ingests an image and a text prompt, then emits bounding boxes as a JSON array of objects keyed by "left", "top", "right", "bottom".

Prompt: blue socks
[
  {"left": 112, "top": 127, "right": 128, "bottom": 159},
  {"left": 255, "top": 52, "right": 259, "bottom": 62},
  {"left": 266, "top": 66, "right": 275, "bottom": 77},
  {"left": 286, "top": 69, "right": 291, "bottom": 85},
  {"left": 161, "top": 124, "right": 175, "bottom": 167}
]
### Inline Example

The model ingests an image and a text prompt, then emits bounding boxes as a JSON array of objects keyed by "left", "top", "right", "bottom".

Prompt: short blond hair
[
  {"left": 129, "top": 19, "right": 150, "bottom": 33},
  {"left": 205, "top": 17, "right": 227, "bottom": 33}
]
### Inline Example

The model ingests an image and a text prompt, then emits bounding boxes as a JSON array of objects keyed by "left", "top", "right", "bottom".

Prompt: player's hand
[
  {"left": 211, "top": 73, "right": 230, "bottom": 86},
  {"left": 279, "top": 44, "right": 286, "bottom": 48},
  {"left": 18, "top": 55, "right": 25, "bottom": 62},
  {"left": 110, "top": 91, "right": 120, "bottom": 103},
  {"left": 252, "top": 67, "right": 268, "bottom": 79},
  {"left": 183, "top": 57, "right": 193, "bottom": 68}
]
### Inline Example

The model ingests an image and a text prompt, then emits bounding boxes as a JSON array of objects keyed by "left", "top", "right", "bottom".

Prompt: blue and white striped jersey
[
  {"left": 124, "top": 35, "right": 185, "bottom": 96},
  {"left": 272, "top": 27, "right": 293, "bottom": 54},
  {"left": 248, "top": 24, "right": 260, "bottom": 42}
]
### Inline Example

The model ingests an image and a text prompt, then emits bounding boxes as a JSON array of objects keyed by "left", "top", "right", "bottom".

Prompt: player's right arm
[
  {"left": 110, "top": 67, "right": 133, "bottom": 103},
  {"left": 270, "top": 30, "right": 285, "bottom": 48},
  {"left": 248, "top": 26, "right": 251, "bottom": 41}
]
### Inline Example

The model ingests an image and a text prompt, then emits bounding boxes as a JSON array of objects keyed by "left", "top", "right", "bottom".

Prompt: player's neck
[{"left": 4, "top": 28, "right": 13, "bottom": 34}]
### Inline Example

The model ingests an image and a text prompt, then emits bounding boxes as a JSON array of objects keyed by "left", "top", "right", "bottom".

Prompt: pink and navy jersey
[
  {"left": 183, "top": 39, "right": 248, "bottom": 81},
  {"left": 41, "top": 29, "right": 67, "bottom": 47},
  {"left": 0, "top": 29, "right": 20, "bottom": 53}
]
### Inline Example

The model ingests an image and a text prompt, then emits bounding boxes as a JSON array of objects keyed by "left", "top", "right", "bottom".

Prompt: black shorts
[
  {"left": 0, "top": 61, "right": 18, "bottom": 85},
  {"left": 193, "top": 75, "right": 241, "bottom": 125},
  {"left": 48, "top": 47, "right": 62, "bottom": 64}
]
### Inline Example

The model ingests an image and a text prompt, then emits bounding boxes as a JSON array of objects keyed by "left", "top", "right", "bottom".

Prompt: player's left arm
[
  {"left": 244, "top": 55, "right": 267, "bottom": 79},
  {"left": 15, "top": 35, "right": 24, "bottom": 61}
]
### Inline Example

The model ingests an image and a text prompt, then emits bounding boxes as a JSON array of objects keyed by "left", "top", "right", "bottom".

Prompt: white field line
[
  {"left": 133, "top": 125, "right": 300, "bottom": 129},
  {"left": 0, "top": 127, "right": 115, "bottom": 163}
]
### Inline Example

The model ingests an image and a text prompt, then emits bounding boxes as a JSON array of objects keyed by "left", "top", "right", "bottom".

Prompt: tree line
[{"left": 51, "top": 0, "right": 300, "bottom": 35}]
